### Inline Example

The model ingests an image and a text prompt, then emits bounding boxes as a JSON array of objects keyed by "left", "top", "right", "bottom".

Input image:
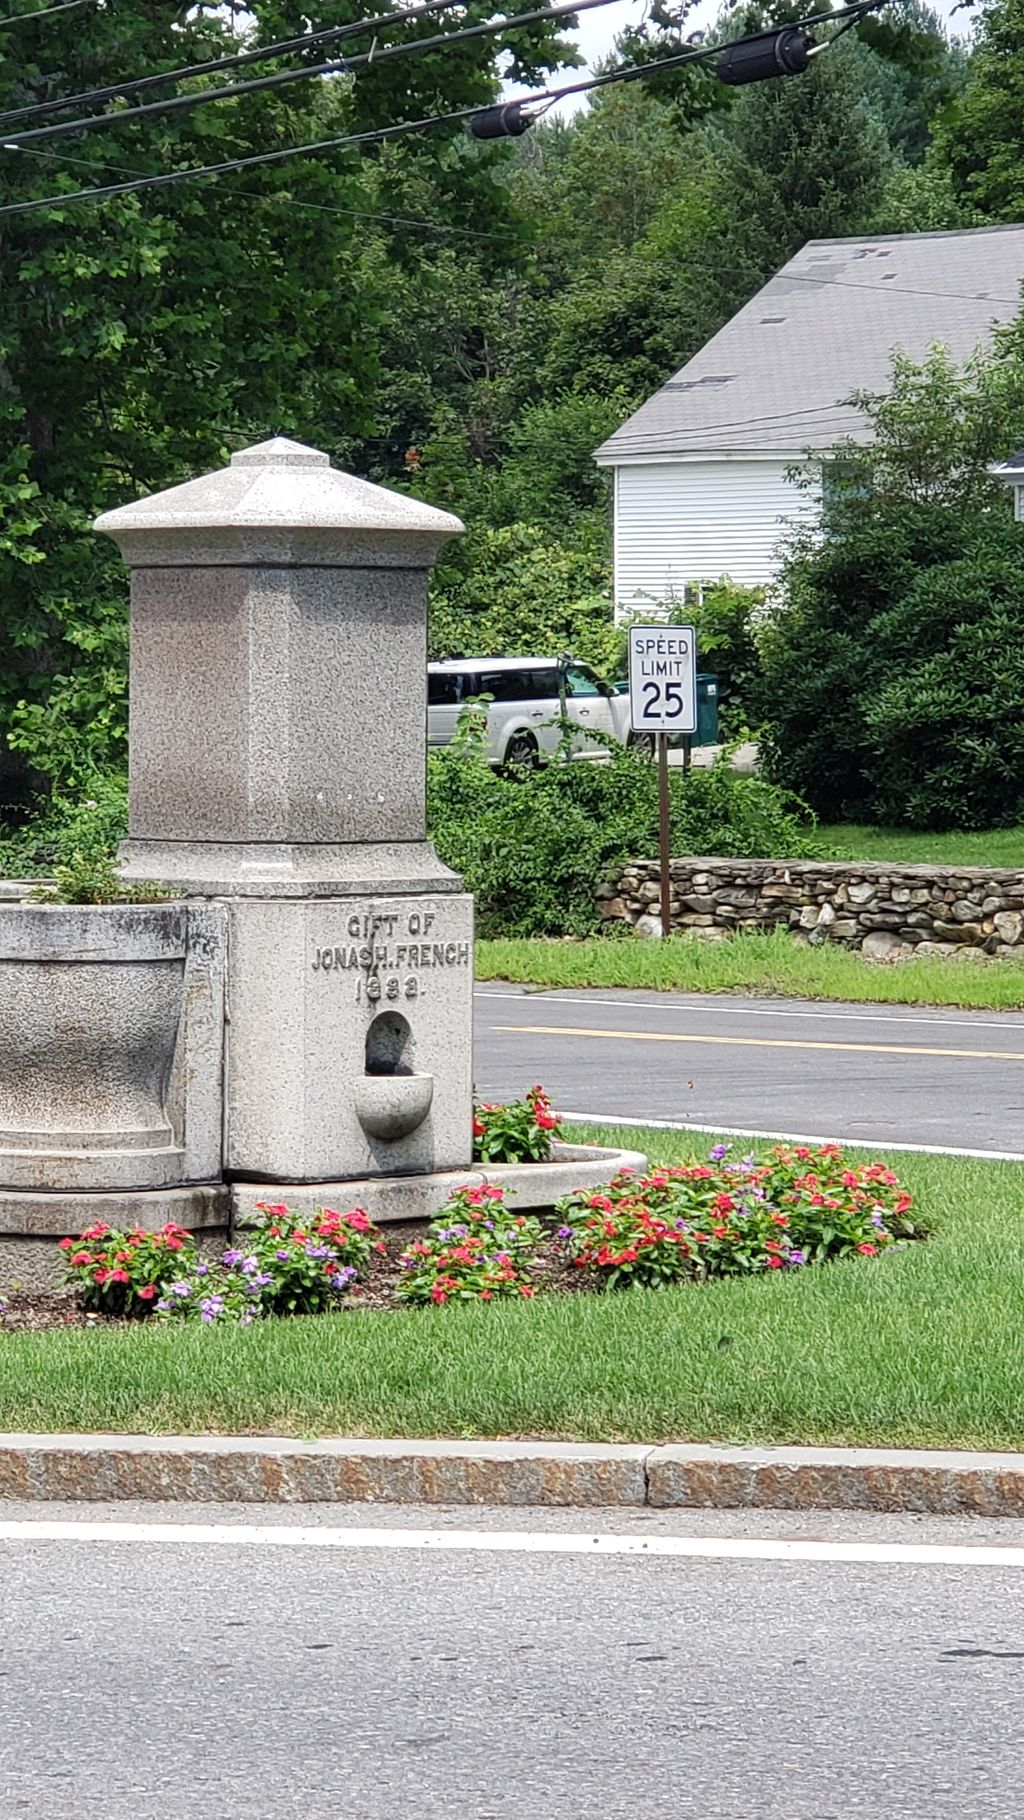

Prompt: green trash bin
[{"left": 695, "top": 672, "right": 719, "bottom": 747}]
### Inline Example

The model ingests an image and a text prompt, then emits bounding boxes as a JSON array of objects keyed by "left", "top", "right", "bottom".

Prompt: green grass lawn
[
  {"left": 477, "top": 930, "right": 1024, "bottom": 1009},
  {"left": 3, "top": 1122, "right": 1024, "bottom": 1451},
  {"left": 822, "top": 823, "right": 1024, "bottom": 868}
]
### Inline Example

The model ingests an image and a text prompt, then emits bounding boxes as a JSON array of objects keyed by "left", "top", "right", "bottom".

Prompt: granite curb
[{"left": 4, "top": 1435, "right": 1024, "bottom": 1515}]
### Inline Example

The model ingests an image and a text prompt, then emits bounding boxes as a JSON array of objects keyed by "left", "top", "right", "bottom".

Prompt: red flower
[
  {"left": 164, "top": 1236, "right": 183, "bottom": 1251},
  {"left": 138, "top": 1284, "right": 158, "bottom": 1301},
  {"left": 535, "top": 1111, "right": 557, "bottom": 1131},
  {"left": 109, "top": 1269, "right": 130, "bottom": 1285},
  {"left": 857, "top": 1242, "right": 877, "bottom": 1256},
  {"left": 70, "top": 1251, "right": 92, "bottom": 1268},
  {"left": 93, "top": 1268, "right": 109, "bottom": 1285},
  {"left": 472, "top": 1117, "right": 485, "bottom": 1138},
  {"left": 58, "top": 1237, "right": 75, "bottom": 1251},
  {"left": 765, "top": 1256, "right": 783, "bottom": 1270}
]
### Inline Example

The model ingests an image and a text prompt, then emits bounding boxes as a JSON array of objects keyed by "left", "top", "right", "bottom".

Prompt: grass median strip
[
  {"left": 2, "top": 1123, "right": 1024, "bottom": 1451},
  {"left": 477, "top": 931, "right": 1024, "bottom": 1011}
]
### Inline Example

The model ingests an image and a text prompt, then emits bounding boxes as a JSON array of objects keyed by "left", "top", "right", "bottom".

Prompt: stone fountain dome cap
[{"left": 94, "top": 436, "right": 464, "bottom": 568}]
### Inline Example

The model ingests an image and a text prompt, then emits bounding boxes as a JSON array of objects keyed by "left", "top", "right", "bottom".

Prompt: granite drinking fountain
[{"left": 0, "top": 438, "right": 642, "bottom": 1286}]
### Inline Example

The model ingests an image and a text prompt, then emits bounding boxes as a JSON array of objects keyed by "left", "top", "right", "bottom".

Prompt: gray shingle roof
[{"left": 594, "top": 225, "right": 1024, "bottom": 463}]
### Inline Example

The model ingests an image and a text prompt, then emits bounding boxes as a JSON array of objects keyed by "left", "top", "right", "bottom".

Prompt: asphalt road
[
  {"left": 474, "top": 984, "right": 1024, "bottom": 1154},
  {"left": 5, "top": 1502, "right": 1024, "bottom": 1818}
]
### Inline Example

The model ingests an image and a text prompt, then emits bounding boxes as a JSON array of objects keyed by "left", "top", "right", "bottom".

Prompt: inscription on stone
[{"left": 311, "top": 906, "right": 470, "bottom": 1001}]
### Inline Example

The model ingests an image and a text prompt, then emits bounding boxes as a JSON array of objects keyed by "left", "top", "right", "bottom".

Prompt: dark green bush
[
  {"left": 760, "top": 506, "right": 1024, "bottom": 828},
  {"left": 0, "top": 772, "right": 127, "bottom": 878},
  {"left": 428, "top": 730, "right": 822, "bottom": 938}
]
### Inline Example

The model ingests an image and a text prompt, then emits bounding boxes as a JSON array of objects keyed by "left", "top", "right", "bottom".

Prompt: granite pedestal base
[
  {"left": 225, "top": 890, "right": 475, "bottom": 1183},
  {"left": 231, "top": 1141, "right": 649, "bottom": 1228}
]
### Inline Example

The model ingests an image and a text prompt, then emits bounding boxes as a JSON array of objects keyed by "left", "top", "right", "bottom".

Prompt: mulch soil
[{"left": 0, "top": 1219, "right": 597, "bottom": 1335}]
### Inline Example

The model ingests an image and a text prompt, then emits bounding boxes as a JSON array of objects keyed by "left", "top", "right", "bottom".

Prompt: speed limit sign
[{"left": 628, "top": 625, "right": 698, "bottom": 735}]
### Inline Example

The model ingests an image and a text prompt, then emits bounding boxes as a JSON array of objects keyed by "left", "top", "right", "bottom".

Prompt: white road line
[
  {"left": 560, "top": 1113, "right": 1024, "bottom": 1163},
  {"left": 3, "top": 1519, "right": 1024, "bottom": 1567},
  {"left": 474, "top": 988, "right": 1024, "bottom": 1036}
]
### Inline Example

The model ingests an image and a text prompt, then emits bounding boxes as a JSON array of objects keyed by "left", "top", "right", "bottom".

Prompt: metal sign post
[{"left": 627, "top": 626, "right": 698, "bottom": 939}]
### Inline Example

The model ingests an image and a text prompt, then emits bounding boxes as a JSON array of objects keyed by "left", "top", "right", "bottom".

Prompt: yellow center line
[{"left": 494, "top": 1024, "right": 1024, "bottom": 1063}]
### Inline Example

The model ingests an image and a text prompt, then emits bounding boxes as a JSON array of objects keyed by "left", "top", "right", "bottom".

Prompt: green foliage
[
  {"left": 667, "top": 581, "right": 763, "bottom": 738},
  {"left": 428, "top": 730, "right": 822, "bottom": 937},
  {"left": 397, "top": 1185, "right": 542, "bottom": 1305},
  {"left": 933, "top": 0, "right": 1024, "bottom": 221},
  {"left": 32, "top": 854, "right": 166, "bottom": 906},
  {"left": 59, "top": 1220, "right": 196, "bottom": 1319},
  {"left": 760, "top": 347, "right": 1024, "bottom": 827},
  {"left": 0, "top": 774, "right": 127, "bottom": 879},
  {"left": 0, "top": 0, "right": 575, "bottom": 790},
  {"left": 473, "top": 1084, "right": 561, "bottom": 1162},
  {"left": 555, "top": 1143, "right": 917, "bottom": 1291},
  {"left": 59, "top": 1204, "right": 384, "bottom": 1324},
  {"left": 429, "top": 520, "right": 616, "bottom": 671}
]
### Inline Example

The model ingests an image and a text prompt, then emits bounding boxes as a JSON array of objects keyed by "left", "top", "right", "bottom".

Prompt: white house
[{"left": 594, "top": 224, "right": 1024, "bottom": 611}]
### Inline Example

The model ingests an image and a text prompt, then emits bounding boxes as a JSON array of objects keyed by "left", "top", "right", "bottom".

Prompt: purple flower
[
  {"left": 788, "top": 1249, "right": 806, "bottom": 1267},
  {"left": 169, "top": 1280, "right": 192, "bottom": 1298},
  {"left": 276, "top": 1249, "right": 290, "bottom": 1262},
  {"left": 305, "top": 1244, "right": 332, "bottom": 1260},
  {"left": 242, "top": 1255, "right": 259, "bottom": 1274},
  {"left": 195, "top": 1262, "right": 209, "bottom": 1278},
  {"left": 223, "top": 1248, "right": 244, "bottom": 1268},
  {"left": 870, "top": 1210, "right": 885, "bottom": 1227},
  {"left": 556, "top": 1225, "right": 573, "bottom": 1239},
  {"left": 709, "top": 1144, "right": 729, "bottom": 1162}
]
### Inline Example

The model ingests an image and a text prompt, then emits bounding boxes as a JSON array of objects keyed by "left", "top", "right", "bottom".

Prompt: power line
[
  {"left": 8, "top": 138, "right": 520, "bottom": 239},
  {"left": 0, "top": 0, "right": 95, "bottom": 24},
  {"left": 0, "top": 0, "right": 464, "bottom": 130},
  {"left": 0, "top": 1, "right": 886, "bottom": 221},
  {"left": 0, "top": 0, "right": 618, "bottom": 151}
]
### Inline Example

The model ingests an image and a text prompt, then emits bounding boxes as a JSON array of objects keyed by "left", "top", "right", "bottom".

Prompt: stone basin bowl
[
  {"left": 353, "top": 1071, "right": 435, "bottom": 1143},
  {"left": 0, "top": 901, "right": 188, "bottom": 1190}
]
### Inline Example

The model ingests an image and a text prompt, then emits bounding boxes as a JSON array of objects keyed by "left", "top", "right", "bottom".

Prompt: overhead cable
[
  {"left": 0, "top": 0, "right": 889, "bottom": 220},
  {"left": 0, "top": 0, "right": 618, "bottom": 150},
  {"left": 0, "top": 0, "right": 467, "bottom": 130},
  {"left": 0, "top": 0, "right": 95, "bottom": 24}
]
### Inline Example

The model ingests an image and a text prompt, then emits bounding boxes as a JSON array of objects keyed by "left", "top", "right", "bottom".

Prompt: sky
[{"left": 521, "top": 0, "right": 969, "bottom": 118}]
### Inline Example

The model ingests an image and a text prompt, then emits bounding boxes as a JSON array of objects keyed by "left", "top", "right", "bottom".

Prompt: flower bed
[{"left": 0, "top": 1117, "right": 922, "bottom": 1331}]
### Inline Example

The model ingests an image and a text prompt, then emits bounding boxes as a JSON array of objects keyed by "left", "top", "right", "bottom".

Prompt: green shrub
[
  {"left": 759, "top": 343, "right": 1024, "bottom": 829},
  {"left": 761, "top": 506, "right": 1024, "bottom": 828},
  {"left": 670, "top": 580, "right": 764, "bottom": 739},
  {"left": 428, "top": 725, "right": 822, "bottom": 938},
  {"left": 0, "top": 772, "right": 127, "bottom": 878}
]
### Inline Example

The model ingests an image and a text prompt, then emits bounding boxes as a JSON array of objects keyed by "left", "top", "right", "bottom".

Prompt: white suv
[{"left": 427, "top": 656, "right": 635, "bottom": 767}]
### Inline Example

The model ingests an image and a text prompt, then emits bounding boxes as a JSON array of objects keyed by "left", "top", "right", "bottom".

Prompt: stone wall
[{"left": 600, "top": 857, "right": 1024, "bottom": 958}]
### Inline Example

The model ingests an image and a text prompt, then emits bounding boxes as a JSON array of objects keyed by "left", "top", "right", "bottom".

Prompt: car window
[
  {"left": 564, "top": 664, "right": 603, "bottom": 698},
  {"left": 476, "top": 670, "right": 533, "bottom": 702},
  {"left": 427, "top": 673, "right": 462, "bottom": 706},
  {"left": 521, "top": 667, "right": 561, "bottom": 701}
]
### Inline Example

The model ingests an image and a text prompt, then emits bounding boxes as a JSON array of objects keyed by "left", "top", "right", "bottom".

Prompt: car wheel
[
  {"left": 503, "top": 732, "right": 539, "bottom": 773},
  {"left": 628, "top": 731, "right": 656, "bottom": 760}
]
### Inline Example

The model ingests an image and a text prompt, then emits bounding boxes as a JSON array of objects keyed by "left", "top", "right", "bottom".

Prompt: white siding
[{"left": 613, "top": 457, "right": 818, "bottom": 610}]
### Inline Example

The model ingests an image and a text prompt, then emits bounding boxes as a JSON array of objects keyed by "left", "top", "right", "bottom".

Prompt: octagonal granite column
[{"left": 96, "top": 439, "right": 473, "bottom": 1185}]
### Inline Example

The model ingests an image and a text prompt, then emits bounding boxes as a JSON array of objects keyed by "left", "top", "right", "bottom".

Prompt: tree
[
  {"left": 0, "top": 0, "right": 574, "bottom": 795},
  {"left": 758, "top": 345, "right": 1024, "bottom": 827},
  {"left": 933, "top": 0, "right": 1024, "bottom": 221}
]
